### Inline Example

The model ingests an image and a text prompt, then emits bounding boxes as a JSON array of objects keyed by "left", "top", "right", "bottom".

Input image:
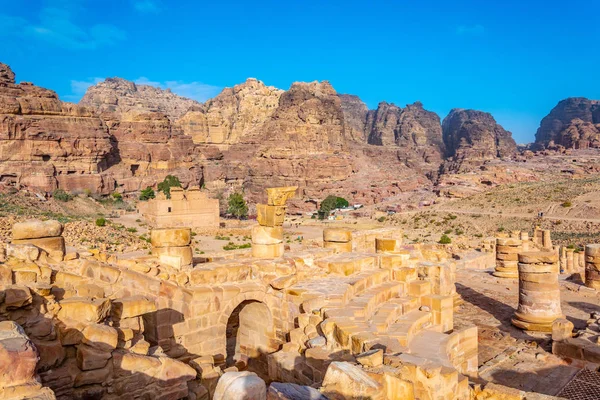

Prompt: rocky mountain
[
  {"left": 0, "top": 62, "right": 113, "bottom": 193},
  {"left": 178, "top": 78, "right": 283, "bottom": 144},
  {"left": 338, "top": 94, "right": 368, "bottom": 142},
  {"left": 441, "top": 109, "right": 517, "bottom": 172},
  {"left": 80, "top": 78, "right": 200, "bottom": 121},
  {"left": 535, "top": 97, "right": 600, "bottom": 149}
]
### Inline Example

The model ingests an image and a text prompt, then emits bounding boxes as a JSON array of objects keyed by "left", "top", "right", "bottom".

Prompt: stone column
[
  {"left": 512, "top": 251, "right": 562, "bottom": 332},
  {"left": 585, "top": 244, "right": 600, "bottom": 290},
  {"left": 542, "top": 230, "right": 553, "bottom": 249},
  {"left": 252, "top": 187, "right": 297, "bottom": 259},
  {"left": 565, "top": 248, "right": 575, "bottom": 274},
  {"left": 510, "top": 230, "right": 521, "bottom": 239},
  {"left": 520, "top": 232, "right": 530, "bottom": 251},
  {"left": 493, "top": 237, "right": 522, "bottom": 278},
  {"left": 150, "top": 228, "right": 193, "bottom": 270},
  {"left": 560, "top": 247, "right": 567, "bottom": 273},
  {"left": 323, "top": 228, "right": 353, "bottom": 253},
  {"left": 533, "top": 226, "right": 543, "bottom": 247}
]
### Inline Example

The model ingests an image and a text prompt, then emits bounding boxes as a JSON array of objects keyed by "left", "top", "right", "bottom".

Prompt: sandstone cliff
[
  {"left": 535, "top": 97, "right": 600, "bottom": 149},
  {"left": 442, "top": 108, "right": 517, "bottom": 172},
  {"left": 178, "top": 78, "right": 283, "bottom": 144},
  {"left": 80, "top": 77, "right": 200, "bottom": 121},
  {"left": 0, "top": 63, "right": 114, "bottom": 193},
  {"left": 338, "top": 94, "right": 368, "bottom": 142}
]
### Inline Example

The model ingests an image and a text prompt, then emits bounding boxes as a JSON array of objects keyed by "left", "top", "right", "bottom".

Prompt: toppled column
[
  {"left": 150, "top": 228, "right": 193, "bottom": 270},
  {"left": 323, "top": 228, "right": 352, "bottom": 253},
  {"left": 493, "top": 237, "right": 522, "bottom": 278},
  {"left": 252, "top": 186, "right": 297, "bottom": 259},
  {"left": 585, "top": 244, "right": 600, "bottom": 290},
  {"left": 11, "top": 219, "right": 65, "bottom": 261},
  {"left": 512, "top": 251, "right": 562, "bottom": 332}
]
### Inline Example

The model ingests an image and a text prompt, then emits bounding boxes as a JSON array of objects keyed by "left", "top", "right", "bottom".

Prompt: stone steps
[
  {"left": 370, "top": 296, "right": 419, "bottom": 333},
  {"left": 384, "top": 310, "right": 433, "bottom": 347}
]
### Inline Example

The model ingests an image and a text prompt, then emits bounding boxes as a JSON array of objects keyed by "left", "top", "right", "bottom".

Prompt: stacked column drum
[
  {"left": 585, "top": 244, "right": 600, "bottom": 290},
  {"left": 493, "top": 237, "right": 522, "bottom": 278}
]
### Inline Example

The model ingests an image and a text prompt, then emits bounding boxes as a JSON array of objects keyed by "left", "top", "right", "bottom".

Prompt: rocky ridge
[{"left": 535, "top": 97, "right": 600, "bottom": 149}]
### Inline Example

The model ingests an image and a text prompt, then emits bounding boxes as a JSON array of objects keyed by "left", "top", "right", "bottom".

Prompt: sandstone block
[
  {"left": 267, "top": 382, "right": 327, "bottom": 400},
  {"left": 585, "top": 244, "right": 600, "bottom": 257},
  {"left": 112, "top": 296, "right": 157, "bottom": 319},
  {"left": 152, "top": 246, "right": 193, "bottom": 268},
  {"left": 32, "top": 337, "right": 65, "bottom": 371},
  {"left": 257, "top": 204, "right": 286, "bottom": 227},
  {"left": 518, "top": 251, "right": 559, "bottom": 264},
  {"left": 496, "top": 237, "right": 522, "bottom": 246},
  {"left": 6, "top": 244, "right": 40, "bottom": 262},
  {"left": 496, "top": 245, "right": 522, "bottom": 254},
  {"left": 356, "top": 349, "right": 383, "bottom": 367},
  {"left": 58, "top": 297, "right": 111, "bottom": 323},
  {"left": 321, "top": 361, "right": 382, "bottom": 399},
  {"left": 252, "top": 243, "right": 284, "bottom": 259},
  {"left": 552, "top": 318, "right": 574, "bottom": 341},
  {"left": 252, "top": 225, "right": 283, "bottom": 245},
  {"left": 74, "top": 363, "right": 112, "bottom": 387},
  {"left": 266, "top": 186, "right": 297, "bottom": 206},
  {"left": 3, "top": 285, "right": 32, "bottom": 308},
  {"left": 323, "top": 228, "right": 353, "bottom": 243},
  {"left": 0, "top": 321, "right": 38, "bottom": 388},
  {"left": 12, "top": 237, "right": 65, "bottom": 257},
  {"left": 12, "top": 219, "right": 63, "bottom": 240},
  {"left": 213, "top": 371, "right": 267, "bottom": 400},
  {"left": 76, "top": 344, "right": 112, "bottom": 370},
  {"left": 150, "top": 228, "right": 191, "bottom": 247},
  {"left": 81, "top": 324, "right": 118, "bottom": 351},
  {"left": 375, "top": 238, "right": 402, "bottom": 253},
  {"left": 323, "top": 241, "right": 352, "bottom": 254}
]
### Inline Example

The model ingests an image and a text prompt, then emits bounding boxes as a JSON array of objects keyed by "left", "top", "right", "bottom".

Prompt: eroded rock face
[
  {"left": 442, "top": 108, "right": 517, "bottom": 172},
  {"left": 535, "top": 97, "right": 600, "bottom": 149},
  {"left": 0, "top": 62, "right": 114, "bottom": 193},
  {"left": 80, "top": 78, "right": 200, "bottom": 121},
  {"left": 178, "top": 78, "right": 283, "bottom": 144},
  {"left": 338, "top": 94, "right": 368, "bottom": 142}
]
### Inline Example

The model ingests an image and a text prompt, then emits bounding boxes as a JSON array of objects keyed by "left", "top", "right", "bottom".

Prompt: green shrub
[
  {"left": 319, "top": 195, "right": 338, "bottom": 219},
  {"left": 444, "top": 229, "right": 453, "bottom": 234},
  {"left": 157, "top": 175, "right": 182, "bottom": 199},
  {"left": 53, "top": 189, "right": 73, "bottom": 202},
  {"left": 126, "top": 227, "right": 137, "bottom": 233},
  {"left": 95, "top": 217, "right": 106, "bottom": 227},
  {"left": 139, "top": 187, "right": 155, "bottom": 201},
  {"left": 335, "top": 197, "right": 349, "bottom": 209},
  {"left": 561, "top": 201, "right": 572, "bottom": 207},
  {"left": 377, "top": 216, "right": 386, "bottom": 223},
  {"left": 227, "top": 193, "right": 248, "bottom": 219},
  {"left": 111, "top": 192, "right": 123, "bottom": 202},
  {"left": 439, "top": 234, "right": 452, "bottom": 244}
]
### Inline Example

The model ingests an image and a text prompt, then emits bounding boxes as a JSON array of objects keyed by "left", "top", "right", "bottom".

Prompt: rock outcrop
[
  {"left": 442, "top": 108, "right": 517, "bottom": 172},
  {"left": 535, "top": 97, "right": 600, "bottom": 149},
  {"left": 0, "top": 62, "right": 114, "bottom": 193},
  {"left": 80, "top": 78, "right": 200, "bottom": 121},
  {"left": 178, "top": 78, "right": 283, "bottom": 144},
  {"left": 338, "top": 94, "right": 368, "bottom": 142}
]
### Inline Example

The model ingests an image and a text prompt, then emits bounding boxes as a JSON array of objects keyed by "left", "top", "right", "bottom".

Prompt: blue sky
[{"left": 1, "top": 0, "right": 599, "bottom": 144}]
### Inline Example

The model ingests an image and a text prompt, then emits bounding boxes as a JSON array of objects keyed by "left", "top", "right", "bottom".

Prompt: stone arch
[{"left": 219, "top": 291, "right": 282, "bottom": 378}]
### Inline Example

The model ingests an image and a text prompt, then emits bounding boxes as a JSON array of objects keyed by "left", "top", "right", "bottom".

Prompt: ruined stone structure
[
  {"left": 138, "top": 187, "right": 219, "bottom": 229},
  {"left": 251, "top": 187, "right": 296, "bottom": 259},
  {"left": 512, "top": 251, "right": 563, "bottom": 332},
  {"left": 585, "top": 244, "right": 600, "bottom": 290},
  {"left": 493, "top": 237, "right": 522, "bottom": 278},
  {"left": 150, "top": 228, "right": 193, "bottom": 270}
]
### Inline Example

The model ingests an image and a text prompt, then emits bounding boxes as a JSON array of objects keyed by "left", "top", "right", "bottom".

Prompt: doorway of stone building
[{"left": 225, "top": 300, "right": 276, "bottom": 380}]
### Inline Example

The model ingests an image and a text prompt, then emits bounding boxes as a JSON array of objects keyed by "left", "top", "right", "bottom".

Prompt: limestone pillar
[
  {"left": 533, "top": 226, "right": 543, "bottom": 247},
  {"left": 578, "top": 251, "right": 586, "bottom": 271},
  {"left": 560, "top": 247, "right": 567, "bottom": 273},
  {"left": 323, "top": 228, "right": 353, "bottom": 253},
  {"left": 585, "top": 244, "right": 600, "bottom": 290},
  {"left": 512, "top": 251, "right": 562, "bottom": 332},
  {"left": 493, "top": 237, "right": 522, "bottom": 278},
  {"left": 150, "top": 228, "right": 193, "bottom": 270},
  {"left": 252, "top": 186, "right": 297, "bottom": 259}
]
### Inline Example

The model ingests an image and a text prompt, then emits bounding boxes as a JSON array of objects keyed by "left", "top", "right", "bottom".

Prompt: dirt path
[{"left": 397, "top": 207, "right": 600, "bottom": 223}]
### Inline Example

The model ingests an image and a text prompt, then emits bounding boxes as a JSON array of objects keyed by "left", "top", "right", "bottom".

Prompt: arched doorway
[{"left": 226, "top": 300, "right": 276, "bottom": 379}]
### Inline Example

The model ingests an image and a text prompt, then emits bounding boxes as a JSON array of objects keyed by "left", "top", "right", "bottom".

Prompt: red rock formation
[
  {"left": 0, "top": 63, "right": 114, "bottom": 193},
  {"left": 442, "top": 108, "right": 517, "bottom": 173},
  {"left": 338, "top": 94, "right": 368, "bottom": 142},
  {"left": 535, "top": 97, "right": 600, "bottom": 149}
]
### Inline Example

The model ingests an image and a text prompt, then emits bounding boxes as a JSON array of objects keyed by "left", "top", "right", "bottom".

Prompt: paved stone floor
[{"left": 455, "top": 268, "right": 600, "bottom": 396}]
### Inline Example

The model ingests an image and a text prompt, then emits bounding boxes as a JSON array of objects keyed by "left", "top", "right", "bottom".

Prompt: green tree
[
  {"left": 318, "top": 195, "right": 338, "bottom": 219},
  {"left": 335, "top": 197, "right": 349, "bottom": 209},
  {"left": 439, "top": 234, "right": 452, "bottom": 244},
  {"left": 139, "top": 187, "right": 155, "bottom": 201},
  {"left": 227, "top": 193, "right": 248, "bottom": 219},
  {"left": 157, "top": 175, "right": 182, "bottom": 199}
]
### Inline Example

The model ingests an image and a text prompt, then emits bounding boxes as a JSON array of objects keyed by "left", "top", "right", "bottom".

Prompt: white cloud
[
  {"left": 135, "top": 77, "right": 222, "bottom": 102},
  {"left": 133, "top": 0, "right": 161, "bottom": 13},
  {"left": 456, "top": 24, "right": 485, "bottom": 36},
  {"left": 62, "top": 77, "right": 104, "bottom": 102},
  {"left": 0, "top": 6, "right": 125, "bottom": 50}
]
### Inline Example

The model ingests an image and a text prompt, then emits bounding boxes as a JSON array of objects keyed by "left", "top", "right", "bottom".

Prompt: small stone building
[{"left": 138, "top": 186, "right": 219, "bottom": 228}]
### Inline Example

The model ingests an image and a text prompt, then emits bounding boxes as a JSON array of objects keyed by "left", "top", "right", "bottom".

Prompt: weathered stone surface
[
  {"left": 0, "top": 321, "right": 39, "bottom": 388},
  {"left": 323, "top": 228, "right": 353, "bottom": 243},
  {"left": 252, "top": 225, "right": 284, "bottom": 245},
  {"left": 339, "top": 94, "right": 368, "bottom": 142},
  {"left": 321, "top": 362, "right": 382, "bottom": 399},
  {"left": 267, "top": 382, "right": 327, "bottom": 400},
  {"left": 442, "top": 108, "right": 517, "bottom": 173},
  {"left": 81, "top": 324, "right": 118, "bottom": 351},
  {"left": 213, "top": 371, "right": 267, "bottom": 400},
  {"left": 76, "top": 344, "right": 112, "bottom": 371},
  {"left": 150, "top": 228, "right": 192, "bottom": 247},
  {"left": 3, "top": 285, "right": 32, "bottom": 308},
  {"left": 535, "top": 97, "right": 600, "bottom": 149},
  {"left": 266, "top": 186, "right": 297, "bottom": 206},
  {"left": 12, "top": 219, "right": 63, "bottom": 240},
  {"left": 57, "top": 297, "right": 111, "bottom": 323},
  {"left": 112, "top": 296, "right": 156, "bottom": 319}
]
